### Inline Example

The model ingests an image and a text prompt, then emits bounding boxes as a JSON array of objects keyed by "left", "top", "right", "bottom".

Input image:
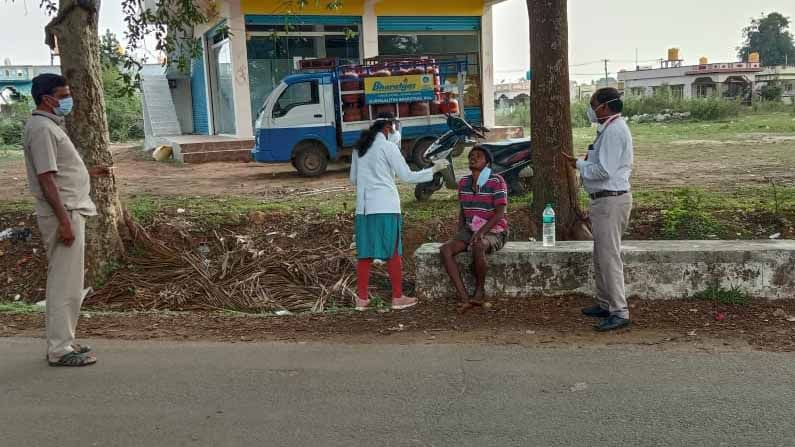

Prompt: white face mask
[
  {"left": 476, "top": 166, "right": 492, "bottom": 187},
  {"left": 587, "top": 98, "right": 620, "bottom": 124}
]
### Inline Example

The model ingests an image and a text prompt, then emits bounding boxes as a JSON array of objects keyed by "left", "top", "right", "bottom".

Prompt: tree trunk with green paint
[{"left": 527, "top": 0, "right": 591, "bottom": 240}]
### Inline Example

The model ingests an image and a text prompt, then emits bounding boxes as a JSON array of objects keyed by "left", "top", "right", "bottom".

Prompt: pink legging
[{"left": 357, "top": 250, "right": 402, "bottom": 300}]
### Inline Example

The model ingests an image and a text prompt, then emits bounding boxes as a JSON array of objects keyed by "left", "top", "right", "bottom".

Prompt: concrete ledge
[{"left": 415, "top": 240, "right": 795, "bottom": 300}]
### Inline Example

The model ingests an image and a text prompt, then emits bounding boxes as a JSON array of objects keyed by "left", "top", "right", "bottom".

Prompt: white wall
[
  {"left": 480, "top": 5, "right": 496, "bottom": 128},
  {"left": 362, "top": 0, "right": 379, "bottom": 59},
  {"left": 227, "top": 0, "right": 253, "bottom": 137},
  {"left": 192, "top": 0, "right": 253, "bottom": 137},
  {"left": 170, "top": 79, "right": 194, "bottom": 134}
]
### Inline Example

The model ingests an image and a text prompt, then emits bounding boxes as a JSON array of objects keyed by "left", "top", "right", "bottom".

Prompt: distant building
[
  {"left": 0, "top": 65, "right": 62, "bottom": 97},
  {"left": 573, "top": 78, "right": 623, "bottom": 101},
  {"left": 755, "top": 66, "right": 795, "bottom": 104},
  {"left": 494, "top": 79, "right": 530, "bottom": 108},
  {"left": 618, "top": 51, "right": 762, "bottom": 101}
]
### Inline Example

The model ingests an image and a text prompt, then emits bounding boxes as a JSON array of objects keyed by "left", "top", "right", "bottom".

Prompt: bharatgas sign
[{"left": 364, "top": 74, "right": 435, "bottom": 104}]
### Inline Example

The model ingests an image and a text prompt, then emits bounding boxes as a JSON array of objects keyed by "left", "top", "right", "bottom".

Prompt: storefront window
[{"left": 247, "top": 24, "right": 360, "bottom": 128}]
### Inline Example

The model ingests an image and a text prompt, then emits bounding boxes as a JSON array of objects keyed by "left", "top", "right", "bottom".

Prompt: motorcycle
[{"left": 413, "top": 115, "right": 533, "bottom": 201}]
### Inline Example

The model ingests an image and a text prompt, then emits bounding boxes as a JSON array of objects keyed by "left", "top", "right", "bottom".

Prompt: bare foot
[{"left": 457, "top": 300, "right": 484, "bottom": 313}]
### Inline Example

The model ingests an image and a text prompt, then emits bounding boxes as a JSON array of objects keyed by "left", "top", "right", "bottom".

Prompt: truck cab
[
  {"left": 252, "top": 58, "right": 473, "bottom": 177},
  {"left": 253, "top": 72, "right": 338, "bottom": 176}
]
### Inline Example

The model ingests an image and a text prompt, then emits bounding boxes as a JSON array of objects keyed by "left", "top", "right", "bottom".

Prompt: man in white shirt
[{"left": 564, "top": 87, "right": 634, "bottom": 332}]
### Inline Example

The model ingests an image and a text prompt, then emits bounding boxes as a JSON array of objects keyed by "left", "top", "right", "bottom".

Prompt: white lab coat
[{"left": 350, "top": 132, "right": 434, "bottom": 215}]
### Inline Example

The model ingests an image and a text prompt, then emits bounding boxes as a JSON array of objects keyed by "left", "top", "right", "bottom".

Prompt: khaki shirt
[{"left": 23, "top": 111, "right": 97, "bottom": 217}]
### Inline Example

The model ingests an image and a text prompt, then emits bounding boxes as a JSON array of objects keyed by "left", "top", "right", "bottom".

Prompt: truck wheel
[
  {"left": 411, "top": 139, "right": 434, "bottom": 169},
  {"left": 293, "top": 142, "right": 328, "bottom": 177}
]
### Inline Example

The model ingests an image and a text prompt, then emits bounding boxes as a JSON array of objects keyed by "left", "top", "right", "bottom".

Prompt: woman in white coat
[{"left": 350, "top": 113, "right": 449, "bottom": 310}]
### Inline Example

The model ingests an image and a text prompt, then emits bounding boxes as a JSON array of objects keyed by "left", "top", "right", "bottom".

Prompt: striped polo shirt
[{"left": 458, "top": 174, "right": 509, "bottom": 233}]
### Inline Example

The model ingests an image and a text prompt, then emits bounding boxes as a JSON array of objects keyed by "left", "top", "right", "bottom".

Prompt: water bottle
[{"left": 542, "top": 203, "right": 556, "bottom": 247}]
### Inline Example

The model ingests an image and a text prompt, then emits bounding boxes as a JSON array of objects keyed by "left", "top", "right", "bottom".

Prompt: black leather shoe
[
  {"left": 594, "top": 315, "right": 631, "bottom": 332},
  {"left": 582, "top": 305, "right": 610, "bottom": 318}
]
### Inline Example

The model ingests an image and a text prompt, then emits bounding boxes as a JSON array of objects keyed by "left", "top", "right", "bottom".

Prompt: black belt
[{"left": 589, "top": 190, "right": 628, "bottom": 200}]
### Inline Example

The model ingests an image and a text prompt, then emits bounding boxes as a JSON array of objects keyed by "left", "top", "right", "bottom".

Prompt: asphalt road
[{"left": 2, "top": 338, "right": 794, "bottom": 447}]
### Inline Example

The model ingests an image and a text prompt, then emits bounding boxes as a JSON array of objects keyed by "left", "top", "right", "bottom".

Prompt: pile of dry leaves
[{"left": 88, "top": 212, "right": 387, "bottom": 313}]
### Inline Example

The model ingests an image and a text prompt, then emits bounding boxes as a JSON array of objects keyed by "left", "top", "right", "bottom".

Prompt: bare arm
[
  {"left": 37, "top": 172, "right": 74, "bottom": 246},
  {"left": 474, "top": 205, "right": 506, "bottom": 238}
]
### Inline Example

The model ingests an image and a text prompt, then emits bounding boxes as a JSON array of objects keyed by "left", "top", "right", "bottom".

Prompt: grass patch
[
  {"left": 660, "top": 189, "right": 725, "bottom": 239},
  {"left": 690, "top": 285, "right": 751, "bottom": 306},
  {"left": 0, "top": 301, "right": 43, "bottom": 314}
]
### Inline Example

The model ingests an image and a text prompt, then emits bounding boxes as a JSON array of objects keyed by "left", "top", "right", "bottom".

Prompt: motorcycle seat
[{"left": 478, "top": 138, "right": 531, "bottom": 153}]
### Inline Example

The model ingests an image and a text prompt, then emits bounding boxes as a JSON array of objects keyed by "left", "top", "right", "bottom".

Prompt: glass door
[{"left": 210, "top": 38, "right": 237, "bottom": 135}]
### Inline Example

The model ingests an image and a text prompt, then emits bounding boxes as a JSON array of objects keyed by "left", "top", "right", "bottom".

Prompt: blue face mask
[
  {"left": 52, "top": 96, "right": 74, "bottom": 117},
  {"left": 476, "top": 166, "right": 492, "bottom": 188}
]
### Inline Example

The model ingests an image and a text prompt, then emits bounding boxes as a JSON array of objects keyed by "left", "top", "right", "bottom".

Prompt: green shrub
[
  {"left": 686, "top": 97, "right": 740, "bottom": 121},
  {"left": 495, "top": 102, "right": 531, "bottom": 128},
  {"left": 690, "top": 284, "right": 750, "bottom": 305},
  {"left": 661, "top": 189, "right": 725, "bottom": 239},
  {"left": 570, "top": 100, "right": 591, "bottom": 128},
  {"left": 0, "top": 98, "right": 32, "bottom": 147},
  {"left": 102, "top": 66, "right": 144, "bottom": 142}
]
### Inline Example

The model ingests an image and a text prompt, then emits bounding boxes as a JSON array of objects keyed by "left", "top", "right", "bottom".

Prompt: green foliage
[
  {"left": 622, "top": 92, "right": 741, "bottom": 121},
  {"left": 0, "top": 301, "right": 42, "bottom": 314},
  {"left": 738, "top": 12, "right": 795, "bottom": 66},
  {"left": 570, "top": 100, "right": 591, "bottom": 128},
  {"left": 661, "top": 189, "right": 725, "bottom": 239},
  {"left": 760, "top": 84, "right": 784, "bottom": 102},
  {"left": 100, "top": 29, "right": 124, "bottom": 68},
  {"left": 495, "top": 103, "right": 531, "bottom": 128},
  {"left": 102, "top": 66, "right": 144, "bottom": 142},
  {"left": 0, "top": 98, "right": 32, "bottom": 148},
  {"left": 690, "top": 285, "right": 750, "bottom": 305},
  {"left": 686, "top": 98, "right": 741, "bottom": 121}
]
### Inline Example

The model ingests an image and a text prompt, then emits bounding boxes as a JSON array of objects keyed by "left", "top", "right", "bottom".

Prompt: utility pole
[{"left": 602, "top": 59, "right": 609, "bottom": 87}]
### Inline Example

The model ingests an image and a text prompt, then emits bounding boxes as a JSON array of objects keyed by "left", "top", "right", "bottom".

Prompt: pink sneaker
[
  {"left": 355, "top": 298, "right": 370, "bottom": 311},
  {"left": 391, "top": 296, "right": 418, "bottom": 310}
]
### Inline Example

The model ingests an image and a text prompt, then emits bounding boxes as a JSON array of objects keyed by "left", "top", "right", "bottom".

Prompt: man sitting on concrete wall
[{"left": 440, "top": 145, "right": 509, "bottom": 312}]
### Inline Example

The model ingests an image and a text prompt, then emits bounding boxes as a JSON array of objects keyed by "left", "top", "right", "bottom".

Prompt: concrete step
[
  {"left": 182, "top": 149, "right": 252, "bottom": 164},
  {"left": 179, "top": 139, "right": 254, "bottom": 154},
  {"left": 415, "top": 240, "right": 795, "bottom": 300}
]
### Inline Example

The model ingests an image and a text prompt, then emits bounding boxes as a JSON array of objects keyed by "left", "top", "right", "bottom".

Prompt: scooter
[{"left": 413, "top": 115, "right": 533, "bottom": 201}]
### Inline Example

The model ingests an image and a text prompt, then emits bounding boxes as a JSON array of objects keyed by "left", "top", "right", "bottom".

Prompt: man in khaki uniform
[{"left": 24, "top": 74, "right": 98, "bottom": 366}]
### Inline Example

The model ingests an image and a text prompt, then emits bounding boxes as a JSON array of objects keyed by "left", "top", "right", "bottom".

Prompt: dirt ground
[
  {"left": 3, "top": 296, "right": 795, "bottom": 352},
  {"left": 0, "top": 144, "right": 356, "bottom": 202},
  {"left": 1, "top": 129, "right": 794, "bottom": 202},
  {"left": 2, "top": 125, "right": 794, "bottom": 349}
]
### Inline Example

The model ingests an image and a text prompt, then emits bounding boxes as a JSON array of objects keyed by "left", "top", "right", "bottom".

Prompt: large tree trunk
[
  {"left": 47, "top": 0, "right": 125, "bottom": 284},
  {"left": 527, "top": 0, "right": 591, "bottom": 240}
]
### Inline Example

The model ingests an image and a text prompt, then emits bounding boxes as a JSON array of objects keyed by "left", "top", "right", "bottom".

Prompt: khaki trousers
[
  {"left": 37, "top": 210, "right": 87, "bottom": 361},
  {"left": 590, "top": 193, "right": 632, "bottom": 319}
]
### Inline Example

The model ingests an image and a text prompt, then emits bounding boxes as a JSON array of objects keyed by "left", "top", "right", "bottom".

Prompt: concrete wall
[
  {"left": 480, "top": 4, "right": 496, "bottom": 128},
  {"left": 415, "top": 240, "right": 795, "bottom": 300},
  {"left": 170, "top": 79, "right": 194, "bottom": 134}
]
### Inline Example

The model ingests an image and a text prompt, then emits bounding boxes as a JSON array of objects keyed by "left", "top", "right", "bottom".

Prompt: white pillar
[
  {"left": 480, "top": 4, "right": 496, "bottom": 128},
  {"left": 362, "top": 0, "right": 379, "bottom": 59},
  {"left": 228, "top": 0, "right": 254, "bottom": 137}
]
